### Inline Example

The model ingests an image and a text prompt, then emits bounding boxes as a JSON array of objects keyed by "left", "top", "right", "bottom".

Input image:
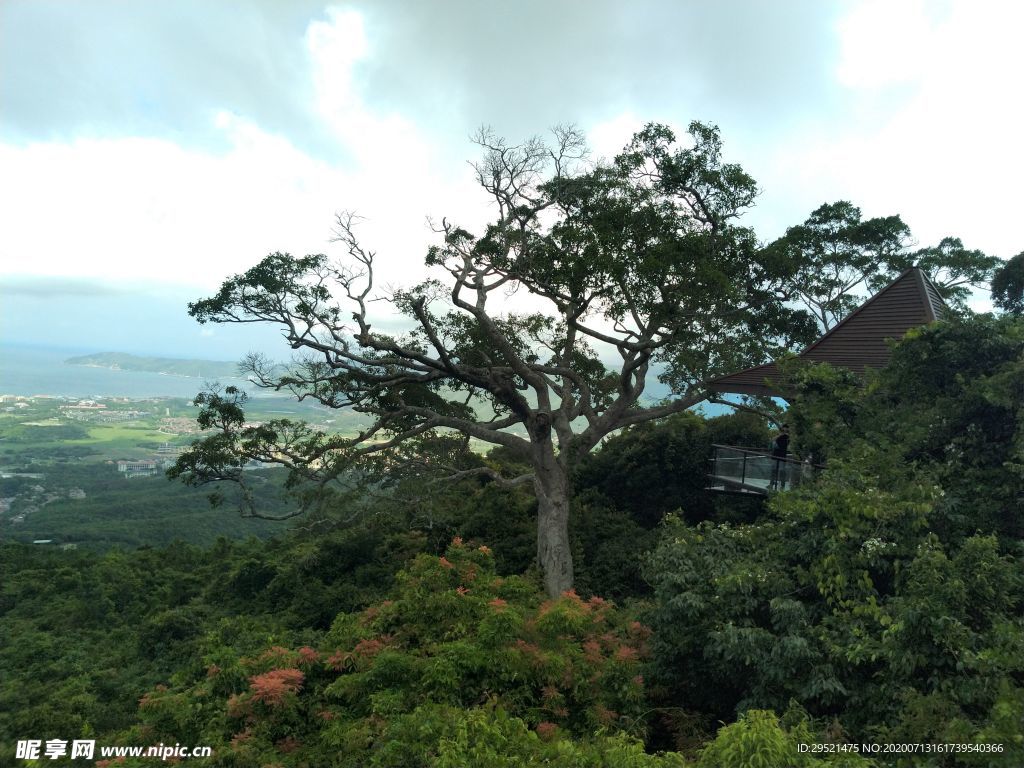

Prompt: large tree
[
  {"left": 896, "top": 236, "right": 1002, "bottom": 312},
  {"left": 174, "top": 122, "right": 813, "bottom": 597},
  {"left": 772, "top": 201, "right": 911, "bottom": 330},
  {"left": 992, "top": 250, "right": 1024, "bottom": 315},
  {"left": 775, "top": 202, "right": 1000, "bottom": 329}
]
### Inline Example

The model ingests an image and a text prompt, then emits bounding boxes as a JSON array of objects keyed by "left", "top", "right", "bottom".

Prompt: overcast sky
[{"left": 1, "top": 0, "right": 1021, "bottom": 357}]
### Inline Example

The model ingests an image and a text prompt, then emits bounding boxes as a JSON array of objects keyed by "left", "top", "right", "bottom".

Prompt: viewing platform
[{"left": 707, "top": 444, "right": 820, "bottom": 495}]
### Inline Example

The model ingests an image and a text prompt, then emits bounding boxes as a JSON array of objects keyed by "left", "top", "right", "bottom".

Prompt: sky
[{"left": 1, "top": 0, "right": 1022, "bottom": 359}]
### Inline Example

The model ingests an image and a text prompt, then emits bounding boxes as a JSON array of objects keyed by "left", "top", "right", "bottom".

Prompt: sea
[
  {"left": 0, "top": 343, "right": 735, "bottom": 415},
  {"left": 0, "top": 344, "right": 253, "bottom": 400}
]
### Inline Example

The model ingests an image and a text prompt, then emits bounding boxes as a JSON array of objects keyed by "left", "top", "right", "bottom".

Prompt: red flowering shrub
[
  {"left": 131, "top": 543, "right": 662, "bottom": 768},
  {"left": 248, "top": 668, "right": 304, "bottom": 706},
  {"left": 258, "top": 646, "right": 294, "bottom": 664},
  {"left": 226, "top": 692, "right": 251, "bottom": 719},
  {"left": 615, "top": 645, "right": 639, "bottom": 662},
  {"left": 536, "top": 721, "right": 559, "bottom": 740},
  {"left": 325, "top": 650, "right": 353, "bottom": 672},
  {"left": 351, "top": 637, "right": 383, "bottom": 658}
]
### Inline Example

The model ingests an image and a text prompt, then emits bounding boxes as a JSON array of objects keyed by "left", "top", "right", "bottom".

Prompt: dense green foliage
[
  {"left": 646, "top": 315, "right": 1024, "bottom": 764},
  {"left": 576, "top": 410, "right": 770, "bottom": 527},
  {"left": 991, "top": 252, "right": 1024, "bottom": 315},
  {"left": 5, "top": 466, "right": 285, "bottom": 548},
  {"left": 1, "top": 536, "right": 867, "bottom": 767},
  {"left": 0, "top": 525, "right": 417, "bottom": 762},
  {"left": 4, "top": 315, "right": 1024, "bottom": 766},
  {"left": 130, "top": 542, "right": 664, "bottom": 766}
]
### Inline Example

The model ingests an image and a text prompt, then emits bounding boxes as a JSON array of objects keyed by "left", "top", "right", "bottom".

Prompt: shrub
[{"left": 132, "top": 540, "right": 663, "bottom": 766}]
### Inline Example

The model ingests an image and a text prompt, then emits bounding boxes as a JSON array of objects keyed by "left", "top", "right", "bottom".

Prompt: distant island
[{"left": 64, "top": 352, "right": 241, "bottom": 379}]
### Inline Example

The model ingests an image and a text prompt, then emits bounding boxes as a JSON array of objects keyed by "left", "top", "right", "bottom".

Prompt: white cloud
[
  {"left": 2, "top": 0, "right": 1020, "bottom": 326},
  {"left": 757, "top": 0, "right": 1024, "bottom": 258},
  {"left": 0, "top": 128, "right": 338, "bottom": 289},
  {"left": 587, "top": 112, "right": 644, "bottom": 160},
  {"left": 836, "top": 0, "right": 937, "bottom": 90},
  {"left": 0, "top": 6, "right": 487, "bottom": 300}
]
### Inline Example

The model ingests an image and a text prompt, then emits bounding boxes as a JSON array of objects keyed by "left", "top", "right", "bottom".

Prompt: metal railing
[{"left": 708, "top": 444, "right": 821, "bottom": 493}]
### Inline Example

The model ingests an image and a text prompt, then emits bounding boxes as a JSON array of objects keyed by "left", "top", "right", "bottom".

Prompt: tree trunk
[{"left": 533, "top": 454, "right": 574, "bottom": 598}]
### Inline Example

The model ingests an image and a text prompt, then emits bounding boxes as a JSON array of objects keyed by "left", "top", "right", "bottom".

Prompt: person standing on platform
[{"left": 770, "top": 423, "right": 791, "bottom": 490}]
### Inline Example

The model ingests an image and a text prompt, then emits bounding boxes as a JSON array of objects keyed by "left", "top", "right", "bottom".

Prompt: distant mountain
[{"left": 64, "top": 352, "right": 241, "bottom": 379}]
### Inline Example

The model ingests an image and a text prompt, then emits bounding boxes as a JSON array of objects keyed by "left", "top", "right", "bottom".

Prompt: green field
[
  {"left": 0, "top": 420, "right": 177, "bottom": 462},
  {"left": 0, "top": 394, "right": 352, "bottom": 549}
]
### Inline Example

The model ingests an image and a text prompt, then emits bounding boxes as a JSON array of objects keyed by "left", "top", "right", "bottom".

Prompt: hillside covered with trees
[
  {"left": 64, "top": 353, "right": 241, "bottom": 379},
  {"left": 3, "top": 122, "right": 1023, "bottom": 767},
  {"left": 3, "top": 315, "right": 1023, "bottom": 765}
]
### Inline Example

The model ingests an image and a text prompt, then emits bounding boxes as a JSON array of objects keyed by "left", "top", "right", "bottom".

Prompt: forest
[
  {"left": 3, "top": 122, "right": 1024, "bottom": 767},
  {"left": 3, "top": 316, "right": 1023, "bottom": 767}
]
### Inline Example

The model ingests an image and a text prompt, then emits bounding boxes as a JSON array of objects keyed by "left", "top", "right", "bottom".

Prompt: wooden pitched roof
[{"left": 709, "top": 267, "right": 947, "bottom": 398}]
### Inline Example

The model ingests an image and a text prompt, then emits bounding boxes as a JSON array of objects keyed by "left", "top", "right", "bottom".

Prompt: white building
[{"left": 116, "top": 460, "right": 159, "bottom": 478}]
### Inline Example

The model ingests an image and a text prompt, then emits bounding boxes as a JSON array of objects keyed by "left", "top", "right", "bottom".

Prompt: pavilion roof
[{"left": 708, "top": 267, "right": 947, "bottom": 398}]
